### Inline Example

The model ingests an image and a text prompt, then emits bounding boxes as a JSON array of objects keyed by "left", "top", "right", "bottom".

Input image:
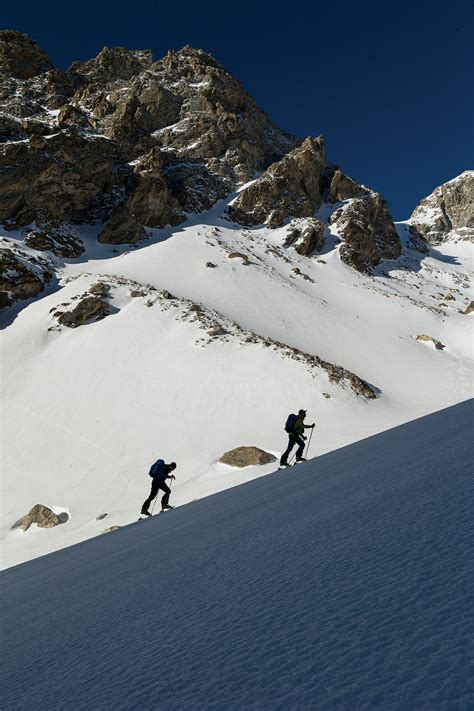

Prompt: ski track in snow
[{"left": 1, "top": 401, "right": 472, "bottom": 710}]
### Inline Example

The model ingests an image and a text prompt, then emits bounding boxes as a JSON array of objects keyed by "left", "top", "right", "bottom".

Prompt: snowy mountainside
[
  {"left": 1, "top": 33, "right": 473, "bottom": 568},
  {"left": 1, "top": 192, "right": 473, "bottom": 568},
  {"left": 1, "top": 401, "right": 473, "bottom": 710}
]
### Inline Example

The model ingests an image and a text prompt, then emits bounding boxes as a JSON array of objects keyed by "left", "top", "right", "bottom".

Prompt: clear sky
[{"left": 2, "top": 0, "right": 472, "bottom": 219}]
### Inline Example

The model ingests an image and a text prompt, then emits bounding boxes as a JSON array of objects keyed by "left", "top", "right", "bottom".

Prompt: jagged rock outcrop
[
  {"left": 0, "top": 34, "right": 298, "bottom": 245},
  {"left": 24, "top": 223, "right": 84, "bottom": 258},
  {"left": 285, "top": 217, "right": 325, "bottom": 255},
  {"left": 330, "top": 193, "right": 402, "bottom": 272},
  {"left": 327, "top": 169, "right": 371, "bottom": 202},
  {"left": 19, "top": 504, "right": 61, "bottom": 532},
  {"left": 219, "top": 446, "right": 274, "bottom": 467},
  {"left": 0, "top": 247, "right": 52, "bottom": 307},
  {"left": 54, "top": 284, "right": 109, "bottom": 328},
  {"left": 228, "top": 137, "right": 327, "bottom": 227},
  {"left": 0, "top": 130, "right": 131, "bottom": 230},
  {"left": 409, "top": 172, "right": 474, "bottom": 244},
  {"left": 0, "top": 31, "right": 407, "bottom": 309},
  {"left": 0, "top": 30, "right": 53, "bottom": 80},
  {"left": 97, "top": 206, "right": 146, "bottom": 245},
  {"left": 228, "top": 140, "right": 400, "bottom": 272}
]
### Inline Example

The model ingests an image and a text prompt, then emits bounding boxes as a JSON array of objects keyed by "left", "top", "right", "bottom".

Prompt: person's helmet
[{"left": 169, "top": 462, "right": 177, "bottom": 470}]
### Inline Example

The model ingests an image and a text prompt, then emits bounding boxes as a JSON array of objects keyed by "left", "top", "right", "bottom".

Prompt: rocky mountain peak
[
  {"left": 409, "top": 171, "right": 474, "bottom": 244},
  {"left": 0, "top": 30, "right": 53, "bottom": 79},
  {"left": 0, "top": 34, "right": 300, "bottom": 245},
  {"left": 69, "top": 45, "right": 153, "bottom": 84},
  {"left": 159, "top": 45, "right": 224, "bottom": 74}
]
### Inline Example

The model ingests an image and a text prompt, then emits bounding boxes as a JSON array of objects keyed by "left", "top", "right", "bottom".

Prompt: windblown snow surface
[
  {"left": 1, "top": 401, "right": 473, "bottom": 710},
  {"left": 1, "top": 193, "right": 473, "bottom": 568}
]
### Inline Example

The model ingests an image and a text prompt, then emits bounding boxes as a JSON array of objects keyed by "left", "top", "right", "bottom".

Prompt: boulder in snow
[
  {"left": 19, "top": 504, "right": 62, "bottom": 532},
  {"left": 56, "top": 294, "right": 109, "bottom": 328},
  {"left": 416, "top": 334, "right": 445, "bottom": 350},
  {"left": 219, "top": 446, "right": 274, "bottom": 468}
]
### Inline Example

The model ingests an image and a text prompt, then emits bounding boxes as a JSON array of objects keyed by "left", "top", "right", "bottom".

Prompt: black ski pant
[
  {"left": 280, "top": 433, "right": 305, "bottom": 465},
  {"left": 143, "top": 478, "right": 171, "bottom": 511}
]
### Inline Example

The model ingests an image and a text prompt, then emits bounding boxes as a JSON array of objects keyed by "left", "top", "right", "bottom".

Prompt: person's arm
[{"left": 304, "top": 422, "right": 315, "bottom": 430}]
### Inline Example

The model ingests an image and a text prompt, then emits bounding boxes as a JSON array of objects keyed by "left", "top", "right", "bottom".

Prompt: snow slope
[
  {"left": 1, "top": 194, "right": 473, "bottom": 568},
  {"left": 1, "top": 400, "right": 472, "bottom": 710}
]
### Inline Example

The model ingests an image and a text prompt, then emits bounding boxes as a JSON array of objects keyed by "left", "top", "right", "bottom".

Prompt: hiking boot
[
  {"left": 141, "top": 508, "right": 151, "bottom": 516},
  {"left": 279, "top": 462, "right": 290, "bottom": 467},
  {"left": 296, "top": 457, "right": 307, "bottom": 462},
  {"left": 161, "top": 504, "right": 174, "bottom": 511}
]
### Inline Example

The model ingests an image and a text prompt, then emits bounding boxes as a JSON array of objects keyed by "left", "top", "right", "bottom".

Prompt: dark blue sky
[{"left": 2, "top": 0, "right": 473, "bottom": 218}]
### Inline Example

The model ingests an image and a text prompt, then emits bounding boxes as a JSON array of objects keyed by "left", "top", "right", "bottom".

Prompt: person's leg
[
  {"left": 159, "top": 481, "right": 172, "bottom": 508},
  {"left": 142, "top": 479, "right": 159, "bottom": 511},
  {"left": 295, "top": 435, "right": 305, "bottom": 460},
  {"left": 280, "top": 434, "right": 296, "bottom": 465}
]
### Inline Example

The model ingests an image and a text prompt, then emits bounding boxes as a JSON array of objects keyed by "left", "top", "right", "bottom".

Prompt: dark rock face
[
  {"left": 0, "top": 131, "right": 129, "bottom": 230},
  {"left": 228, "top": 137, "right": 326, "bottom": 228},
  {"left": 331, "top": 193, "right": 402, "bottom": 272},
  {"left": 56, "top": 294, "right": 109, "bottom": 328},
  {"left": 0, "top": 248, "right": 52, "bottom": 306},
  {"left": 0, "top": 31, "right": 53, "bottom": 80},
  {"left": 24, "top": 223, "right": 84, "bottom": 258},
  {"left": 327, "top": 169, "right": 371, "bottom": 202},
  {"left": 97, "top": 206, "right": 146, "bottom": 245},
  {"left": 409, "top": 172, "right": 474, "bottom": 244}
]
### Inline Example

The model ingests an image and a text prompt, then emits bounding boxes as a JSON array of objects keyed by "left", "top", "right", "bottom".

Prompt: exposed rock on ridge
[
  {"left": 229, "top": 137, "right": 401, "bottom": 272},
  {"left": 0, "top": 247, "right": 53, "bottom": 308},
  {"left": 409, "top": 172, "right": 474, "bottom": 244},
  {"left": 228, "top": 137, "right": 327, "bottom": 228},
  {"left": 0, "top": 30, "right": 53, "bottom": 79},
  {"left": 330, "top": 193, "right": 402, "bottom": 271}
]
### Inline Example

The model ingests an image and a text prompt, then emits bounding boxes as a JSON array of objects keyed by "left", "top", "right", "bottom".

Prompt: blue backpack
[
  {"left": 149, "top": 458, "right": 166, "bottom": 478},
  {"left": 284, "top": 414, "right": 298, "bottom": 433}
]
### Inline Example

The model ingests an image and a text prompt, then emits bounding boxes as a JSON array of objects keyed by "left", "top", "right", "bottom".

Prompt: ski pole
[{"left": 304, "top": 427, "right": 314, "bottom": 460}]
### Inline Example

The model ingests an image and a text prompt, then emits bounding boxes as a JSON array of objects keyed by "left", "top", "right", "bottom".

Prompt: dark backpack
[
  {"left": 284, "top": 413, "right": 298, "bottom": 433},
  {"left": 149, "top": 458, "right": 166, "bottom": 478}
]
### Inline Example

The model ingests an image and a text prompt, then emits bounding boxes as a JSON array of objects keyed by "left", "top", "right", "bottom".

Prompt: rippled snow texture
[{"left": 1, "top": 400, "right": 473, "bottom": 710}]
